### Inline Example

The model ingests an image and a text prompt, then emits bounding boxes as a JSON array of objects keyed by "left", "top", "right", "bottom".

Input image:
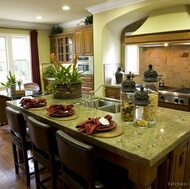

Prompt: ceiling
[
  {"left": 1, "top": 0, "right": 190, "bottom": 31},
  {"left": 0, "top": 0, "right": 111, "bottom": 29}
]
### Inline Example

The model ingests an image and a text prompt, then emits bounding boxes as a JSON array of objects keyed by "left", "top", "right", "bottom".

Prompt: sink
[
  {"left": 94, "top": 98, "right": 120, "bottom": 114},
  {"left": 98, "top": 103, "right": 120, "bottom": 114},
  {"left": 77, "top": 97, "right": 121, "bottom": 114},
  {"left": 93, "top": 98, "right": 117, "bottom": 108}
]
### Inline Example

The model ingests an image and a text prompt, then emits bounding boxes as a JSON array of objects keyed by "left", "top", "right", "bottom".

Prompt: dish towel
[
  {"left": 20, "top": 98, "right": 46, "bottom": 107},
  {"left": 47, "top": 104, "right": 74, "bottom": 115},
  {"left": 76, "top": 115, "right": 112, "bottom": 135}
]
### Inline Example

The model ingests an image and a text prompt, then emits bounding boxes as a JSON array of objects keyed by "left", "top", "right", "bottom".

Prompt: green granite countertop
[{"left": 6, "top": 94, "right": 190, "bottom": 167}]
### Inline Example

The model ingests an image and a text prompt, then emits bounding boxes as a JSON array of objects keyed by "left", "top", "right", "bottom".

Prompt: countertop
[{"left": 6, "top": 94, "right": 190, "bottom": 167}]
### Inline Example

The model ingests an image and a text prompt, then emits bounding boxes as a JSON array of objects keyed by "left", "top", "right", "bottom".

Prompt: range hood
[{"left": 125, "top": 5, "right": 190, "bottom": 45}]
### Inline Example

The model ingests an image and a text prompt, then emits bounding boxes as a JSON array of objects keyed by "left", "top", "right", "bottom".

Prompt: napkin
[
  {"left": 47, "top": 104, "right": 74, "bottom": 115},
  {"left": 20, "top": 98, "right": 46, "bottom": 107},
  {"left": 76, "top": 115, "right": 112, "bottom": 135}
]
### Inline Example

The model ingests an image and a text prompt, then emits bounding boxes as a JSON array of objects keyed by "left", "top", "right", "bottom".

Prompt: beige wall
[
  {"left": 0, "top": 28, "right": 50, "bottom": 92},
  {"left": 93, "top": 0, "right": 190, "bottom": 96}
]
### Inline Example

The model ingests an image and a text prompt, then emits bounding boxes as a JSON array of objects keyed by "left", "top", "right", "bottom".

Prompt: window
[
  {"left": 125, "top": 45, "right": 139, "bottom": 75},
  {"left": 0, "top": 34, "right": 31, "bottom": 88}
]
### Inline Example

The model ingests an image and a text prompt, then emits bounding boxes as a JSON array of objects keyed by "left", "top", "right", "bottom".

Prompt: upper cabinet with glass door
[{"left": 50, "top": 32, "right": 73, "bottom": 64}]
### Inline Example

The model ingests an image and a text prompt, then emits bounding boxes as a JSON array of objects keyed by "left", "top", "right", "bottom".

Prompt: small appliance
[{"left": 77, "top": 56, "right": 93, "bottom": 75}]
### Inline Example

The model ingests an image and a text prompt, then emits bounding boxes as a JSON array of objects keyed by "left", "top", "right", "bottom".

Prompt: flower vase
[{"left": 6, "top": 86, "right": 16, "bottom": 96}]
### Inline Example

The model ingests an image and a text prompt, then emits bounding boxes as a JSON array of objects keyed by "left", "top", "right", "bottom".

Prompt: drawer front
[
  {"left": 81, "top": 75, "right": 94, "bottom": 92},
  {"left": 105, "top": 87, "right": 120, "bottom": 99},
  {"left": 82, "top": 86, "right": 93, "bottom": 93}
]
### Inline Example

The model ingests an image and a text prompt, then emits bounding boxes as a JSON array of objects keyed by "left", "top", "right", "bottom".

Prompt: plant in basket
[{"left": 45, "top": 53, "right": 83, "bottom": 99}]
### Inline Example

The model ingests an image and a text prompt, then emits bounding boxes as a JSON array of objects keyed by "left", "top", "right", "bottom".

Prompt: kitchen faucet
[{"left": 89, "top": 84, "right": 106, "bottom": 107}]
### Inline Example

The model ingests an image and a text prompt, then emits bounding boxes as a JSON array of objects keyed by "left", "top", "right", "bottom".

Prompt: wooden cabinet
[
  {"left": 105, "top": 87, "right": 120, "bottom": 99},
  {"left": 81, "top": 75, "right": 94, "bottom": 93},
  {"left": 50, "top": 32, "right": 73, "bottom": 63},
  {"left": 152, "top": 139, "right": 190, "bottom": 189},
  {"left": 74, "top": 25, "right": 93, "bottom": 55},
  {"left": 168, "top": 139, "right": 189, "bottom": 189}
]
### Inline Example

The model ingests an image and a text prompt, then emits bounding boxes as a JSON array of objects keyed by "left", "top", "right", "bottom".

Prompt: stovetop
[
  {"left": 173, "top": 88, "right": 190, "bottom": 94},
  {"left": 159, "top": 87, "right": 190, "bottom": 95},
  {"left": 158, "top": 86, "right": 190, "bottom": 106}
]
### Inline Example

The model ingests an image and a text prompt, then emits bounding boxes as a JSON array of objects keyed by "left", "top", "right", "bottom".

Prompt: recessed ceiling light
[
  {"left": 36, "top": 16, "right": 42, "bottom": 20},
  {"left": 62, "top": 5, "right": 70, "bottom": 10}
]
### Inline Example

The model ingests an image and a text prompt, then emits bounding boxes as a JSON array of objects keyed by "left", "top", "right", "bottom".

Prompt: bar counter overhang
[{"left": 6, "top": 94, "right": 190, "bottom": 188}]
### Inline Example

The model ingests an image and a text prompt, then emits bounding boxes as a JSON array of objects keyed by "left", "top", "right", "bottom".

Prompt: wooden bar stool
[
  {"left": 0, "top": 95, "right": 12, "bottom": 125},
  {"left": 5, "top": 106, "right": 34, "bottom": 186},
  {"left": 56, "top": 130, "right": 105, "bottom": 189},
  {"left": 27, "top": 116, "right": 61, "bottom": 189}
]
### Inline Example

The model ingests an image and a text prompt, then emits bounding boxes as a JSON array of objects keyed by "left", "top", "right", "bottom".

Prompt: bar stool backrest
[
  {"left": 56, "top": 130, "right": 97, "bottom": 189},
  {"left": 5, "top": 106, "right": 27, "bottom": 138},
  {"left": 0, "top": 95, "right": 12, "bottom": 125}
]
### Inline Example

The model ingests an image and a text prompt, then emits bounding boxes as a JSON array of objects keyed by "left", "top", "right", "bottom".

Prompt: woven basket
[{"left": 53, "top": 83, "right": 82, "bottom": 99}]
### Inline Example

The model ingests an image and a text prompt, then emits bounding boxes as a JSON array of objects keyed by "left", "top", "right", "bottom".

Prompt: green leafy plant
[
  {"left": 45, "top": 54, "right": 83, "bottom": 94},
  {"left": 50, "top": 26, "right": 63, "bottom": 36},
  {"left": 43, "top": 65, "right": 57, "bottom": 79},
  {"left": 84, "top": 15, "right": 93, "bottom": 25},
  {"left": 1, "top": 71, "right": 16, "bottom": 88}
]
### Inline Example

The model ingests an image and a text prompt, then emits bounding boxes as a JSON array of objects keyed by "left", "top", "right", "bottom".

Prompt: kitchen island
[{"left": 6, "top": 94, "right": 190, "bottom": 189}]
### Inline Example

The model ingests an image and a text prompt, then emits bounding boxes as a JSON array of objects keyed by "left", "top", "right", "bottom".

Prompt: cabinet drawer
[
  {"left": 82, "top": 83, "right": 93, "bottom": 88},
  {"left": 105, "top": 87, "right": 120, "bottom": 99},
  {"left": 81, "top": 75, "right": 94, "bottom": 92},
  {"left": 82, "top": 86, "right": 93, "bottom": 93},
  {"left": 81, "top": 77, "right": 94, "bottom": 84}
]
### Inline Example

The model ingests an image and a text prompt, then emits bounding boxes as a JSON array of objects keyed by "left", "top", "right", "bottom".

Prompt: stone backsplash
[{"left": 139, "top": 45, "right": 190, "bottom": 88}]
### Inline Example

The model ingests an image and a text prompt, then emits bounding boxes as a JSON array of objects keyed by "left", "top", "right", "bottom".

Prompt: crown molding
[
  {"left": 0, "top": 20, "right": 52, "bottom": 30},
  {"left": 86, "top": 0, "right": 146, "bottom": 14},
  {"left": 59, "top": 18, "right": 86, "bottom": 28},
  {"left": 59, "top": 0, "right": 145, "bottom": 28}
]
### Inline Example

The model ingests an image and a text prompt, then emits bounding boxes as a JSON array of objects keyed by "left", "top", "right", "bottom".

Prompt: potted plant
[
  {"left": 45, "top": 53, "right": 83, "bottom": 99},
  {"left": 50, "top": 26, "right": 63, "bottom": 36},
  {"left": 1, "top": 71, "right": 17, "bottom": 95},
  {"left": 84, "top": 15, "right": 93, "bottom": 25}
]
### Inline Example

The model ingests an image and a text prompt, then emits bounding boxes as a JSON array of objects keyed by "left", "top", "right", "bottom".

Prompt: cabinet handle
[{"left": 179, "top": 151, "right": 184, "bottom": 167}]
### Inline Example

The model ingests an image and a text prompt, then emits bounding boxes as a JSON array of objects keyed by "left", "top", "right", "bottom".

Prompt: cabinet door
[
  {"left": 74, "top": 26, "right": 93, "bottom": 55},
  {"left": 50, "top": 33, "right": 73, "bottom": 64},
  {"left": 169, "top": 140, "right": 188, "bottom": 189},
  {"left": 57, "top": 36, "right": 64, "bottom": 62},
  {"left": 65, "top": 35, "right": 73, "bottom": 62},
  {"left": 74, "top": 30, "right": 83, "bottom": 55},
  {"left": 105, "top": 87, "right": 120, "bottom": 99},
  {"left": 83, "top": 27, "right": 93, "bottom": 55}
]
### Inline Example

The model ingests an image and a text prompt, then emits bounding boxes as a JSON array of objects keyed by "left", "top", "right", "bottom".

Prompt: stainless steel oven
[{"left": 77, "top": 56, "right": 93, "bottom": 75}]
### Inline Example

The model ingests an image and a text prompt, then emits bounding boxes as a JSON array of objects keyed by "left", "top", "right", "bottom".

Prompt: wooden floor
[
  {"left": 0, "top": 124, "right": 62, "bottom": 189},
  {"left": 0, "top": 124, "right": 132, "bottom": 189}
]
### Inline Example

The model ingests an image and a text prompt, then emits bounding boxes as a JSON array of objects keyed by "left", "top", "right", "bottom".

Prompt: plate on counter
[
  {"left": 49, "top": 109, "right": 75, "bottom": 117},
  {"left": 23, "top": 102, "right": 47, "bottom": 108},
  {"left": 98, "top": 120, "right": 117, "bottom": 132}
]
